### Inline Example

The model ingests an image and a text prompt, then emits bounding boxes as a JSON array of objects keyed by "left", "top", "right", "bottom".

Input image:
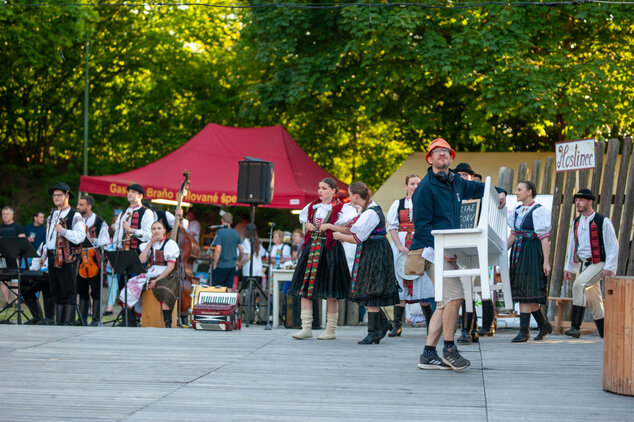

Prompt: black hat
[
  {"left": 48, "top": 182, "right": 74, "bottom": 200},
  {"left": 573, "top": 188, "right": 595, "bottom": 201},
  {"left": 454, "top": 162, "right": 475, "bottom": 176},
  {"left": 126, "top": 183, "right": 145, "bottom": 196}
]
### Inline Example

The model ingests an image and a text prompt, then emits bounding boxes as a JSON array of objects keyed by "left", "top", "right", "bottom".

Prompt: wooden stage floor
[{"left": 0, "top": 325, "right": 631, "bottom": 421}]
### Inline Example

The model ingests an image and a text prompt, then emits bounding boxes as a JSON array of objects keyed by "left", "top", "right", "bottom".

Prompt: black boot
[
  {"left": 478, "top": 300, "right": 496, "bottom": 336},
  {"left": 55, "top": 304, "right": 65, "bottom": 326},
  {"left": 77, "top": 299, "right": 89, "bottom": 326},
  {"left": 378, "top": 310, "right": 392, "bottom": 340},
  {"left": 458, "top": 312, "right": 474, "bottom": 344},
  {"left": 388, "top": 306, "right": 404, "bottom": 337},
  {"left": 421, "top": 303, "right": 434, "bottom": 334},
  {"left": 358, "top": 312, "right": 381, "bottom": 344},
  {"left": 532, "top": 307, "right": 553, "bottom": 341},
  {"left": 512, "top": 313, "right": 531, "bottom": 343},
  {"left": 63, "top": 304, "right": 76, "bottom": 326},
  {"left": 24, "top": 296, "right": 44, "bottom": 325},
  {"left": 126, "top": 308, "right": 137, "bottom": 327},
  {"left": 37, "top": 297, "right": 56, "bottom": 325},
  {"left": 565, "top": 305, "right": 585, "bottom": 338},
  {"left": 90, "top": 300, "right": 101, "bottom": 326},
  {"left": 595, "top": 318, "right": 604, "bottom": 338},
  {"left": 163, "top": 309, "right": 172, "bottom": 328}
]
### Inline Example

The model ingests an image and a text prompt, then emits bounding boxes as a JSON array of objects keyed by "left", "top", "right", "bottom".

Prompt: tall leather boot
[
  {"left": 24, "top": 296, "right": 44, "bottom": 325},
  {"left": 37, "top": 297, "right": 56, "bottom": 325},
  {"left": 595, "top": 318, "right": 604, "bottom": 338},
  {"left": 55, "top": 304, "right": 65, "bottom": 326},
  {"left": 532, "top": 307, "right": 553, "bottom": 341},
  {"left": 388, "top": 306, "right": 404, "bottom": 337},
  {"left": 63, "top": 304, "right": 76, "bottom": 326},
  {"left": 292, "top": 309, "right": 313, "bottom": 339},
  {"left": 358, "top": 312, "right": 381, "bottom": 344},
  {"left": 125, "top": 308, "right": 137, "bottom": 327},
  {"left": 478, "top": 300, "right": 495, "bottom": 336},
  {"left": 378, "top": 310, "right": 393, "bottom": 340},
  {"left": 77, "top": 299, "right": 89, "bottom": 326},
  {"left": 90, "top": 300, "right": 101, "bottom": 326},
  {"left": 163, "top": 309, "right": 172, "bottom": 328},
  {"left": 421, "top": 303, "right": 434, "bottom": 334},
  {"left": 565, "top": 305, "right": 585, "bottom": 338},
  {"left": 458, "top": 311, "right": 474, "bottom": 344},
  {"left": 317, "top": 312, "right": 338, "bottom": 340},
  {"left": 512, "top": 313, "right": 530, "bottom": 342}
]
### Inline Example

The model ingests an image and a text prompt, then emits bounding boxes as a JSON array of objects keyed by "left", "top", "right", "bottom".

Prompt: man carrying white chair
[{"left": 406, "top": 138, "right": 507, "bottom": 371}]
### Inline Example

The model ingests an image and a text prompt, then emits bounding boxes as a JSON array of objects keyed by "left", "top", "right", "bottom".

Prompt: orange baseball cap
[{"left": 425, "top": 138, "right": 456, "bottom": 164}]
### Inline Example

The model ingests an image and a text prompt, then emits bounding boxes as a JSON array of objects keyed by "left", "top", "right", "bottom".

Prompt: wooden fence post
[
  {"left": 517, "top": 163, "right": 528, "bottom": 183},
  {"left": 617, "top": 141, "right": 634, "bottom": 275},
  {"left": 599, "top": 139, "right": 620, "bottom": 218},
  {"left": 612, "top": 137, "right": 632, "bottom": 233},
  {"left": 542, "top": 157, "right": 554, "bottom": 194},
  {"left": 549, "top": 171, "right": 576, "bottom": 299},
  {"left": 531, "top": 160, "right": 541, "bottom": 188},
  {"left": 591, "top": 140, "right": 605, "bottom": 195}
]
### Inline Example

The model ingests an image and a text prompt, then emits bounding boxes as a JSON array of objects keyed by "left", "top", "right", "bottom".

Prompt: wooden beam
[
  {"left": 517, "top": 163, "right": 528, "bottom": 183},
  {"left": 542, "top": 157, "right": 554, "bottom": 194},
  {"left": 612, "top": 137, "right": 632, "bottom": 233},
  {"left": 617, "top": 139, "right": 634, "bottom": 275},
  {"left": 591, "top": 140, "right": 605, "bottom": 195},
  {"left": 531, "top": 159, "right": 541, "bottom": 188},
  {"left": 549, "top": 171, "right": 576, "bottom": 299},
  {"left": 599, "top": 139, "right": 620, "bottom": 217}
]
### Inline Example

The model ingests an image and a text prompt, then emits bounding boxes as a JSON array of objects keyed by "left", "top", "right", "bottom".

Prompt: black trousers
[
  {"left": 47, "top": 254, "right": 78, "bottom": 305},
  {"left": 77, "top": 274, "right": 100, "bottom": 302}
]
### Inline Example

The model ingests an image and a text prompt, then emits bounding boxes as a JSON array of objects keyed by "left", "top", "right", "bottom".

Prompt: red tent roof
[{"left": 79, "top": 123, "right": 347, "bottom": 209}]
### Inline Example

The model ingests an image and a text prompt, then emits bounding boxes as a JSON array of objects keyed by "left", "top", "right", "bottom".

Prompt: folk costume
[
  {"left": 119, "top": 238, "right": 180, "bottom": 326},
  {"left": 564, "top": 189, "right": 618, "bottom": 338},
  {"left": 350, "top": 202, "right": 400, "bottom": 344},
  {"left": 112, "top": 205, "right": 153, "bottom": 254},
  {"left": 508, "top": 201, "right": 552, "bottom": 342},
  {"left": 289, "top": 199, "right": 357, "bottom": 339},
  {"left": 387, "top": 197, "right": 434, "bottom": 335},
  {"left": 76, "top": 212, "right": 110, "bottom": 326},
  {"left": 43, "top": 193, "right": 86, "bottom": 325}
]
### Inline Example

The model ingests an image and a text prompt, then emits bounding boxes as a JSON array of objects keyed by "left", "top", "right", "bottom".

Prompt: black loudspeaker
[{"left": 237, "top": 160, "right": 274, "bottom": 205}]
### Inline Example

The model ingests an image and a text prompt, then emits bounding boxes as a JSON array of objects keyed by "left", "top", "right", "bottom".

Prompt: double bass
[{"left": 171, "top": 170, "right": 200, "bottom": 320}]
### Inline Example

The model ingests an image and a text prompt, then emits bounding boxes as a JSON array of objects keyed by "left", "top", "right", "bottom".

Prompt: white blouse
[
  {"left": 507, "top": 203, "right": 551, "bottom": 239},
  {"left": 350, "top": 202, "right": 381, "bottom": 243},
  {"left": 299, "top": 202, "right": 358, "bottom": 227},
  {"left": 241, "top": 239, "right": 266, "bottom": 277},
  {"left": 387, "top": 198, "right": 412, "bottom": 231},
  {"left": 139, "top": 238, "right": 180, "bottom": 278}
]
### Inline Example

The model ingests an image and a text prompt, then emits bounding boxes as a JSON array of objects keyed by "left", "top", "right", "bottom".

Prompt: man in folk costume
[
  {"left": 76, "top": 194, "right": 110, "bottom": 326},
  {"left": 564, "top": 188, "right": 618, "bottom": 339},
  {"left": 40, "top": 182, "right": 86, "bottom": 325}
]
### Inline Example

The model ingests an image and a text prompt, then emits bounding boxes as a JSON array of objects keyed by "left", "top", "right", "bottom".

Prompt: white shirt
[
  {"left": 187, "top": 219, "right": 201, "bottom": 242},
  {"left": 112, "top": 205, "right": 153, "bottom": 250},
  {"left": 83, "top": 213, "right": 111, "bottom": 248},
  {"left": 299, "top": 202, "right": 358, "bottom": 227},
  {"left": 350, "top": 202, "right": 381, "bottom": 243},
  {"left": 139, "top": 238, "right": 180, "bottom": 278},
  {"left": 387, "top": 198, "right": 413, "bottom": 231},
  {"left": 564, "top": 212, "right": 618, "bottom": 274},
  {"left": 241, "top": 238, "right": 266, "bottom": 277},
  {"left": 269, "top": 243, "right": 291, "bottom": 260},
  {"left": 507, "top": 203, "right": 552, "bottom": 239},
  {"left": 43, "top": 208, "right": 86, "bottom": 254}
]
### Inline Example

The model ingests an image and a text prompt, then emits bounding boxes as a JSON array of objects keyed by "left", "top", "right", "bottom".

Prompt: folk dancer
[
  {"left": 40, "top": 182, "right": 86, "bottom": 325},
  {"left": 407, "top": 139, "right": 506, "bottom": 371},
  {"left": 76, "top": 194, "right": 110, "bottom": 326},
  {"left": 507, "top": 181, "right": 553, "bottom": 342},
  {"left": 119, "top": 221, "right": 180, "bottom": 327},
  {"left": 564, "top": 188, "right": 618, "bottom": 338},
  {"left": 112, "top": 184, "right": 153, "bottom": 325},
  {"left": 289, "top": 177, "right": 358, "bottom": 340},
  {"left": 386, "top": 174, "right": 434, "bottom": 337},
  {"left": 327, "top": 182, "right": 400, "bottom": 344}
]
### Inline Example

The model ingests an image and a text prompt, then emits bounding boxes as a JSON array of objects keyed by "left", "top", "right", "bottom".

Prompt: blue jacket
[{"left": 410, "top": 167, "right": 505, "bottom": 250}]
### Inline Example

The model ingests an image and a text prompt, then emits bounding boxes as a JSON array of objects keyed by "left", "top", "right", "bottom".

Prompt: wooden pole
[
  {"left": 549, "top": 171, "right": 576, "bottom": 299},
  {"left": 517, "top": 163, "right": 528, "bottom": 183},
  {"left": 612, "top": 137, "right": 632, "bottom": 233},
  {"left": 531, "top": 160, "right": 541, "bottom": 188},
  {"left": 591, "top": 140, "right": 605, "bottom": 195},
  {"left": 542, "top": 157, "right": 554, "bottom": 194},
  {"left": 599, "top": 139, "right": 620, "bottom": 218}
]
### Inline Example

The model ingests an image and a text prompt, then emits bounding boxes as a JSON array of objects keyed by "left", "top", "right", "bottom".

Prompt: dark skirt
[
  {"left": 289, "top": 235, "right": 350, "bottom": 300},
  {"left": 350, "top": 237, "right": 400, "bottom": 307},
  {"left": 510, "top": 238, "right": 547, "bottom": 304}
]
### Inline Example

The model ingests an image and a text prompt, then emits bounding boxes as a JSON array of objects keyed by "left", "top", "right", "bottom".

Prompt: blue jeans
[{"left": 212, "top": 267, "right": 236, "bottom": 289}]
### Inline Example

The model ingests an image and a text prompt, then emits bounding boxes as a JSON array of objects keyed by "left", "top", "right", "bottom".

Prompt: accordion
[{"left": 191, "top": 286, "right": 241, "bottom": 331}]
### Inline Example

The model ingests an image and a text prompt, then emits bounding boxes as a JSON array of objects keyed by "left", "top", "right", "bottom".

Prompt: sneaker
[
  {"left": 417, "top": 353, "right": 451, "bottom": 370},
  {"left": 442, "top": 346, "right": 471, "bottom": 370}
]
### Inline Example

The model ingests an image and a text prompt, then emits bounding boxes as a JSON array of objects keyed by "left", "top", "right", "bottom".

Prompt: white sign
[{"left": 555, "top": 138, "right": 596, "bottom": 172}]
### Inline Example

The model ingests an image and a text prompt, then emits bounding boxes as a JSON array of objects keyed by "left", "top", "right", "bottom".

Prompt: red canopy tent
[{"left": 79, "top": 123, "right": 347, "bottom": 209}]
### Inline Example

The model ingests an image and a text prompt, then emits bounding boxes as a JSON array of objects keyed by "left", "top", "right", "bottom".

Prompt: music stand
[
  {"left": 105, "top": 250, "right": 145, "bottom": 327},
  {"left": 0, "top": 237, "right": 39, "bottom": 324}
]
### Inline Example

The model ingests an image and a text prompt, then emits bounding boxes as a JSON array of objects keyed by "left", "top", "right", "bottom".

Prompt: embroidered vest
[
  {"left": 87, "top": 214, "right": 105, "bottom": 263},
  {"left": 148, "top": 239, "right": 169, "bottom": 267},
  {"left": 513, "top": 203, "right": 542, "bottom": 231},
  {"left": 573, "top": 213, "right": 606, "bottom": 264},
  {"left": 129, "top": 207, "right": 149, "bottom": 252}
]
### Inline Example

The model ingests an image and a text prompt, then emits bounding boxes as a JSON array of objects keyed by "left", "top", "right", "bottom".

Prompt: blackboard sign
[{"left": 460, "top": 199, "right": 481, "bottom": 229}]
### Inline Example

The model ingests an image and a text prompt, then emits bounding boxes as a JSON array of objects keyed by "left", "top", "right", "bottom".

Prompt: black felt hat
[
  {"left": 126, "top": 183, "right": 145, "bottom": 196},
  {"left": 48, "top": 182, "right": 74, "bottom": 200},
  {"left": 573, "top": 188, "right": 595, "bottom": 201},
  {"left": 454, "top": 162, "right": 475, "bottom": 176}
]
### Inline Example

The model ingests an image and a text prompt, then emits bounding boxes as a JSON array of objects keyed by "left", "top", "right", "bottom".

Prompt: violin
[
  {"left": 49, "top": 208, "right": 65, "bottom": 268},
  {"left": 79, "top": 229, "right": 98, "bottom": 278}
]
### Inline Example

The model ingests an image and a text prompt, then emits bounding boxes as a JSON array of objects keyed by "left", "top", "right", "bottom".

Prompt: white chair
[{"left": 431, "top": 176, "right": 513, "bottom": 312}]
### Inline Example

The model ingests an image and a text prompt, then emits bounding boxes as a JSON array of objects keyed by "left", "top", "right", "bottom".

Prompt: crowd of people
[{"left": 0, "top": 137, "right": 619, "bottom": 372}]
